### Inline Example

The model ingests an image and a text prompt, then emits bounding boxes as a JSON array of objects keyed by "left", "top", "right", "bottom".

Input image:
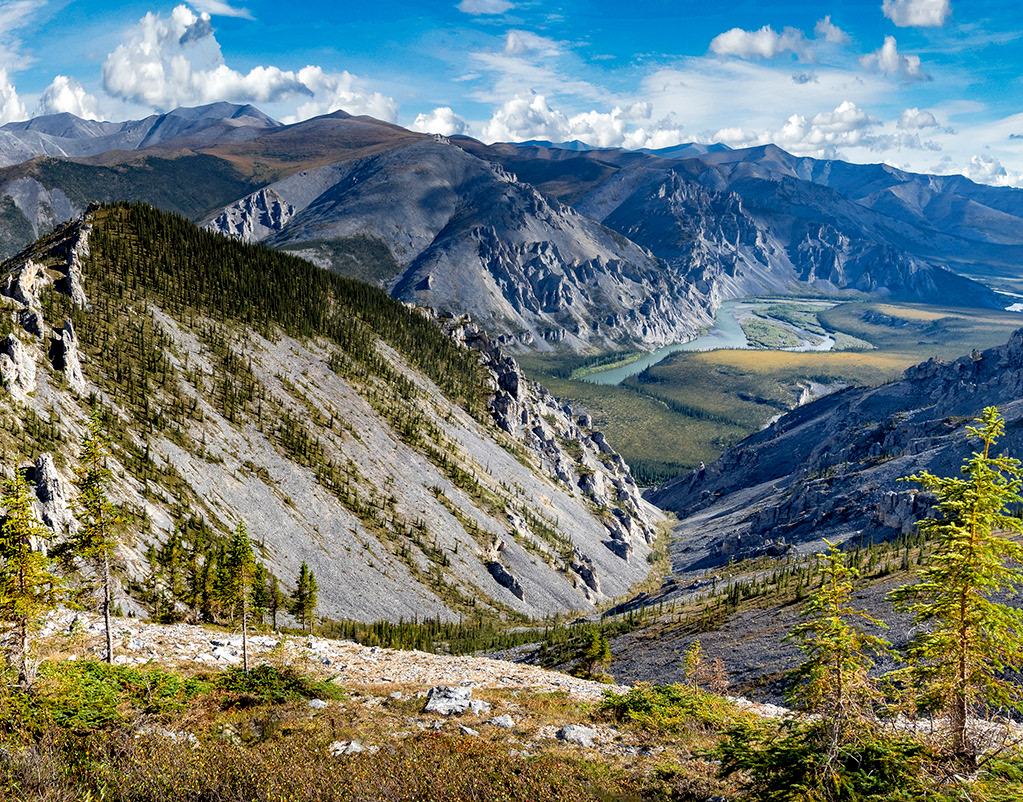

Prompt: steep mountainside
[
  {"left": 0, "top": 204, "right": 661, "bottom": 623},
  {"left": 648, "top": 328, "right": 1023, "bottom": 567},
  {"left": 209, "top": 138, "right": 713, "bottom": 351}
]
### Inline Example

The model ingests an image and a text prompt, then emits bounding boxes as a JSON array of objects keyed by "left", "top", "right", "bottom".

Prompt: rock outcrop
[
  {"left": 54, "top": 318, "right": 86, "bottom": 393},
  {"left": 0, "top": 333, "right": 36, "bottom": 402},
  {"left": 34, "top": 452, "right": 77, "bottom": 536},
  {"left": 443, "top": 313, "right": 659, "bottom": 567}
]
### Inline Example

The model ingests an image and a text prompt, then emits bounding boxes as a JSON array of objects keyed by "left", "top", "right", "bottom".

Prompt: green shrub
[
  {"left": 599, "top": 683, "right": 743, "bottom": 733},
  {"left": 217, "top": 664, "right": 345, "bottom": 705},
  {"left": 716, "top": 718, "right": 938, "bottom": 802}
]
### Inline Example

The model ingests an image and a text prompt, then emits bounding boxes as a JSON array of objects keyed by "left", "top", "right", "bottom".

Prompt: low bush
[
  {"left": 217, "top": 664, "right": 345, "bottom": 705},
  {"left": 599, "top": 682, "right": 744, "bottom": 733}
]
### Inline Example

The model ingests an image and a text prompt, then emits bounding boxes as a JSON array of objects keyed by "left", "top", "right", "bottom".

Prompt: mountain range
[{"left": 1, "top": 103, "right": 1020, "bottom": 356}]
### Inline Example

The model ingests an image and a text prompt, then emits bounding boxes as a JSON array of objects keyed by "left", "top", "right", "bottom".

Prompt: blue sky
[{"left": 1, "top": 0, "right": 1021, "bottom": 185}]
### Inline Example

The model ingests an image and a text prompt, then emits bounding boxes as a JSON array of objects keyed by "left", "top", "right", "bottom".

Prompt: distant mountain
[
  {"left": 0, "top": 105, "right": 1016, "bottom": 354},
  {"left": 0, "top": 204, "right": 660, "bottom": 621},
  {"left": 649, "top": 326, "right": 1023, "bottom": 567},
  {"left": 0, "top": 103, "right": 280, "bottom": 167},
  {"left": 209, "top": 136, "right": 714, "bottom": 351}
]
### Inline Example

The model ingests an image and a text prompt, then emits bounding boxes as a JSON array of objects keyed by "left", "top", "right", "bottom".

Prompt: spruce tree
[
  {"left": 0, "top": 471, "right": 63, "bottom": 689},
  {"left": 291, "top": 562, "right": 318, "bottom": 632},
  {"left": 223, "top": 522, "right": 256, "bottom": 672},
  {"left": 889, "top": 406, "right": 1023, "bottom": 762},
  {"left": 73, "top": 409, "right": 121, "bottom": 664},
  {"left": 786, "top": 542, "right": 891, "bottom": 747}
]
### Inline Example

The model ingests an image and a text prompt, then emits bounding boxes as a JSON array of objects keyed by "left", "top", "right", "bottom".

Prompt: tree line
[{"left": 0, "top": 409, "right": 318, "bottom": 689}]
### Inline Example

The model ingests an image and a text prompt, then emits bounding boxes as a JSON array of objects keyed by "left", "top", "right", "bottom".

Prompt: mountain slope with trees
[{"left": 0, "top": 203, "right": 661, "bottom": 624}]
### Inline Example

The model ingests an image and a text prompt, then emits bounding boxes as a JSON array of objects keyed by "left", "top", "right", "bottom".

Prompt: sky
[{"left": 1, "top": 0, "right": 1021, "bottom": 186}]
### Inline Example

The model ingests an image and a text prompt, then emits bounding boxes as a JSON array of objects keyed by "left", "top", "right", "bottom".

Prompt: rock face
[
  {"left": 55, "top": 318, "right": 86, "bottom": 393},
  {"left": 34, "top": 453, "right": 77, "bottom": 536},
  {"left": 0, "top": 333, "right": 36, "bottom": 402},
  {"left": 651, "top": 327, "right": 1023, "bottom": 565},
  {"left": 214, "top": 138, "right": 713, "bottom": 352},
  {"left": 207, "top": 188, "right": 297, "bottom": 242},
  {"left": 443, "top": 313, "right": 660, "bottom": 572}
]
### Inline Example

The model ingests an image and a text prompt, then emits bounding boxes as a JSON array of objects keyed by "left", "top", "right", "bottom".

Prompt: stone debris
[
  {"left": 487, "top": 715, "right": 515, "bottom": 728},
  {"left": 458, "top": 724, "right": 479, "bottom": 736},
  {"left": 308, "top": 699, "right": 328, "bottom": 710},
  {"left": 424, "top": 685, "right": 473, "bottom": 715},
  {"left": 33, "top": 611, "right": 628, "bottom": 702}
]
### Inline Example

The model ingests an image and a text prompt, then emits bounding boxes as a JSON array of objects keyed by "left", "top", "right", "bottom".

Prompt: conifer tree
[
  {"left": 291, "top": 562, "right": 318, "bottom": 632},
  {"left": 0, "top": 471, "right": 63, "bottom": 689},
  {"left": 786, "top": 541, "right": 891, "bottom": 748},
  {"left": 889, "top": 406, "right": 1023, "bottom": 762},
  {"left": 73, "top": 408, "right": 121, "bottom": 664},
  {"left": 223, "top": 522, "right": 256, "bottom": 672}
]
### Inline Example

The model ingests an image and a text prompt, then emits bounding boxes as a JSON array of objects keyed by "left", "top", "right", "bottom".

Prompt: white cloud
[
  {"left": 0, "top": 68, "right": 27, "bottom": 124},
  {"left": 34, "top": 75, "right": 101, "bottom": 119},
  {"left": 190, "top": 0, "right": 254, "bottom": 18},
  {"left": 481, "top": 94, "right": 682, "bottom": 149},
  {"left": 457, "top": 0, "right": 513, "bottom": 14},
  {"left": 0, "top": 0, "right": 44, "bottom": 69},
  {"left": 860, "top": 36, "right": 931, "bottom": 82},
  {"left": 710, "top": 25, "right": 816, "bottom": 61},
  {"left": 814, "top": 16, "right": 850, "bottom": 45},
  {"left": 897, "top": 107, "right": 938, "bottom": 129},
  {"left": 410, "top": 106, "right": 470, "bottom": 136},
  {"left": 882, "top": 0, "right": 951, "bottom": 28},
  {"left": 964, "top": 155, "right": 1023, "bottom": 187},
  {"left": 101, "top": 5, "right": 396, "bottom": 122},
  {"left": 503, "top": 30, "right": 561, "bottom": 57},
  {"left": 710, "top": 100, "right": 940, "bottom": 158}
]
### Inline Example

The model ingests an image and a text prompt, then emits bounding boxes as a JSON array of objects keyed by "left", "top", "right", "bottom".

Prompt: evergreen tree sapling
[
  {"left": 0, "top": 471, "right": 63, "bottom": 689},
  {"left": 785, "top": 541, "right": 891, "bottom": 748},
  {"left": 223, "top": 522, "right": 256, "bottom": 672},
  {"left": 291, "top": 562, "right": 318, "bottom": 632},
  {"left": 889, "top": 406, "right": 1023, "bottom": 762},
  {"left": 73, "top": 409, "right": 121, "bottom": 664}
]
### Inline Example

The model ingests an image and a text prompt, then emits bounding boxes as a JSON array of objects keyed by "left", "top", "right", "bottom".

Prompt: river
[{"left": 582, "top": 299, "right": 837, "bottom": 386}]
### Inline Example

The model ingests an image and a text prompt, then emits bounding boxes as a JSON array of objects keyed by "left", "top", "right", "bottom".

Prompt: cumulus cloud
[
  {"left": 0, "top": 68, "right": 26, "bottom": 124},
  {"left": 481, "top": 94, "right": 683, "bottom": 149},
  {"left": 457, "top": 0, "right": 513, "bottom": 14},
  {"left": 882, "top": 0, "right": 951, "bottom": 28},
  {"left": 949, "top": 153, "right": 1023, "bottom": 186},
  {"left": 710, "top": 100, "right": 940, "bottom": 158},
  {"left": 101, "top": 5, "right": 396, "bottom": 122},
  {"left": 710, "top": 25, "right": 816, "bottom": 61},
  {"left": 860, "top": 36, "right": 931, "bottom": 82},
  {"left": 410, "top": 106, "right": 470, "bottom": 136},
  {"left": 814, "top": 16, "right": 850, "bottom": 45},
  {"left": 897, "top": 107, "right": 938, "bottom": 129},
  {"left": 34, "top": 75, "right": 101, "bottom": 119}
]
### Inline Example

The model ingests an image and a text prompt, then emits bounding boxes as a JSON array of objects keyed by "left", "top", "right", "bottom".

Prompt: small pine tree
[
  {"left": 223, "top": 522, "right": 256, "bottom": 672},
  {"left": 73, "top": 408, "right": 121, "bottom": 664},
  {"left": 786, "top": 541, "right": 891, "bottom": 746},
  {"left": 0, "top": 471, "right": 64, "bottom": 689},
  {"left": 579, "top": 628, "right": 611, "bottom": 678},
  {"left": 291, "top": 562, "right": 318, "bottom": 632},
  {"left": 889, "top": 406, "right": 1023, "bottom": 762}
]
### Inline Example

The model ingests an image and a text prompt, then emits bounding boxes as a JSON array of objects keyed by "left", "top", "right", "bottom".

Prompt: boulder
[
  {"left": 556, "top": 724, "right": 597, "bottom": 748},
  {"left": 424, "top": 685, "right": 473, "bottom": 715}
]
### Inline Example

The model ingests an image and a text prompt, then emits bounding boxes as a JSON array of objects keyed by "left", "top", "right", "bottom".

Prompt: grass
[{"left": 520, "top": 300, "right": 1023, "bottom": 480}]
